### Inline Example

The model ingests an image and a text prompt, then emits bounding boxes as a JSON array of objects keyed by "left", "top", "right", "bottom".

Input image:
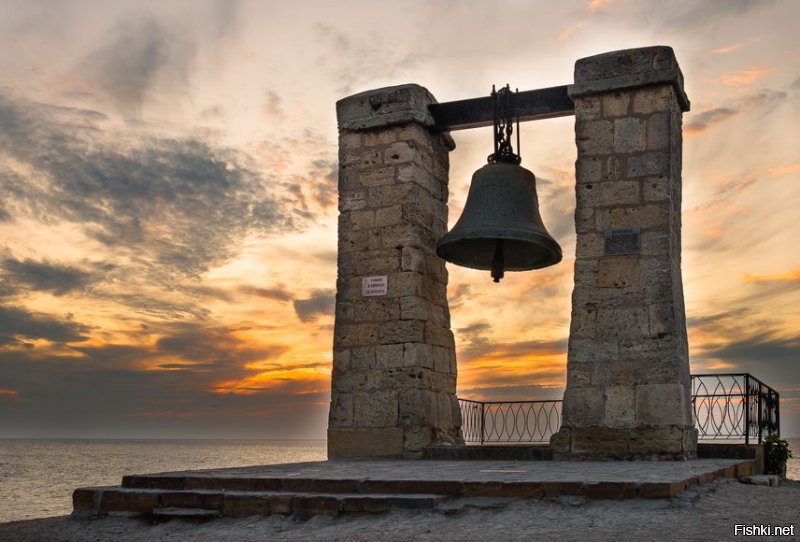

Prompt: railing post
[
  {"left": 480, "top": 403, "right": 485, "bottom": 445},
  {"left": 744, "top": 374, "right": 750, "bottom": 445},
  {"left": 757, "top": 381, "right": 763, "bottom": 444},
  {"left": 775, "top": 391, "right": 780, "bottom": 436}
]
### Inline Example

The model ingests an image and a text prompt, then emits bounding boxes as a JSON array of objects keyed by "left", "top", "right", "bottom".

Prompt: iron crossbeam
[{"left": 428, "top": 85, "right": 574, "bottom": 132}]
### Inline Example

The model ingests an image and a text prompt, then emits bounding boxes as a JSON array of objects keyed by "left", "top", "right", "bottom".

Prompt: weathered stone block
[
  {"left": 596, "top": 307, "right": 650, "bottom": 339},
  {"left": 648, "top": 303, "right": 676, "bottom": 336},
  {"left": 404, "top": 342, "right": 434, "bottom": 369},
  {"left": 376, "top": 344, "right": 404, "bottom": 368},
  {"left": 575, "top": 96, "right": 601, "bottom": 120},
  {"left": 354, "top": 390, "right": 398, "bottom": 427},
  {"left": 613, "top": 118, "right": 646, "bottom": 153},
  {"left": 643, "top": 176, "right": 670, "bottom": 202},
  {"left": 576, "top": 181, "right": 640, "bottom": 208},
  {"left": 380, "top": 320, "right": 425, "bottom": 344},
  {"left": 603, "top": 385, "right": 635, "bottom": 427},
  {"left": 401, "top": 246, "right": 425, "bottom": 272},
  {"left": 359, "top": 166, "right": 395, "bottom": 187},
  {"left": 570, "top": 307, "right": 597, "bottom": 338},
  {"left": 603, "top": 92, "right": 630, "bottom": 117},
  {"left": 597, "top": 257, "right": 640, "bottom": 288},
  {"left": 334, "top": 323, "right": 379, "bottom": 347},
  {"left": 354, "top": 250, "right": 401, "bottom": 275},
  {"left": 368, "top": 183, "right": 417, "bottom": 208},
  {"left": 328, "top": 427, "right": 404, "bottom": 458},
  {"left": 576, "top": 120, "right": 613, "bottom": 155},
  {"left": 632, "top": 85, "right": 675, "bottom": 114},
  {"left": 568, "top": 338, "right": 618, "bottom": 363},
  {"left": 425, "top": 324, "right": 454, "bottom": 348},
  {"left": 646, "top": 112, "right": 670, "bottom": 151},
  {"left": 339, "top": 190, "right": 367, "bottom": 211},
  {"left": 328, "top": 393, "right": 353, "bottom": 428},
  {"left": 562, "top": 387, "right": 604, "bottom": 426},
  {"left": 635, "top": 383, "right": 686, "bottom": 426},
  {"left": 399, "top": 388, "right": 437, "bottom": 426},
  {"left": 609, "top": 203, "right": 669, "bottom": 229},
  {"left": 375, "top": 205, "right": 403, "bottom": 227},
  {"left": 627, "top": 152, "right": 669, "bottom": 177},
  {"left": 571, "top": 426, "right": 630, "bottom": 456},
  {"left": 350, "top": 346, "right": 376, "bottom": 370},
  {"left": 332, "top": 349, "right": 351, "bottom": 371},
  {"left": 331, "top": 368, "right": 366, "bottom": 391}
]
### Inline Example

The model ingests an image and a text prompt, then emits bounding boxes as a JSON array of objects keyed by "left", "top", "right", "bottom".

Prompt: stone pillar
[
  {"left": 551, "top": 47, "right": 698, "bottom": 459},
  {"left": 328, "top": 84, "right": 462, "bottom": 458}
]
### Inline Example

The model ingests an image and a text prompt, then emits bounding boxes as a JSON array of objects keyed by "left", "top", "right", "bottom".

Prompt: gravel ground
[{"left": 1, "top": 478, "right": 798, "bottom": 541}]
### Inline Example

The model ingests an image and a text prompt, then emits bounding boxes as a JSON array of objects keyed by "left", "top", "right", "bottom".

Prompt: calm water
[
  {"left": 1, "top": 438, "right": 797, "bottom": 523},
  {"left": 0, "top": 439, "right": 327, "bottom": 523}
]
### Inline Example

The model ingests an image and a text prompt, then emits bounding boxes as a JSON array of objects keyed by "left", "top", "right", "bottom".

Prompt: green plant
[{"left": 764, "top": 434, "right": 792, "bottom": 476}]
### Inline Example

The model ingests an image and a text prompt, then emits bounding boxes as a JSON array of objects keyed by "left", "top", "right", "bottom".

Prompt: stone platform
[{"left": 73, "top": 457, "right": 756, "bottom": 519}]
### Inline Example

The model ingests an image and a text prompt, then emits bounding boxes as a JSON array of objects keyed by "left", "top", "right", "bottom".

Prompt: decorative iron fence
[
  {"left": 459, "top": 373, "right": 780, "bottom": 445},
  {"left": 459, "top": 398, "right": 562, "bottom": 444},
  {"left": 691, "top": 373, "right": 780, "bottom": 444}
]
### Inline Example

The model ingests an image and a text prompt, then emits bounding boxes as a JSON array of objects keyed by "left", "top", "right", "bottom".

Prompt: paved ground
[
  {"left": 2, "top": 478, "right": 798, "bottom": 541},
  {"left": 129, "top": 457, "right": 749, "bottom": 484}
]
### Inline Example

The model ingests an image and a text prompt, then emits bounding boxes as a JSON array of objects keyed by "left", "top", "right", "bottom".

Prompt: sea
[{"left": 1, "top": 438, "right": 798, "bottom": 524}]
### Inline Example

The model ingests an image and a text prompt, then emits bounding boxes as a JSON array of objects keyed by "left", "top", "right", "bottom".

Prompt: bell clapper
[{"left": 491, "top": 239, "right": 505, "bottom": 283}]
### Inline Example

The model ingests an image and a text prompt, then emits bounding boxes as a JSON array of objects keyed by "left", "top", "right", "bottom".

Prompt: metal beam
[{"left": 428, "top": 85, "right": 574, "bottom": 132}]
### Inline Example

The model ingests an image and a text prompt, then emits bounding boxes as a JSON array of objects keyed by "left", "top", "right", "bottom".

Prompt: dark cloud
[
  {"left": 293, "top": 289, "right": 335, "bottom": 322},
  {"left": 0, "top": 304, "right": 90, "bottom": 345},
  {"left": 685, "top": 107, "right": 737, "bottom": 136},
  {"left": 692, "top": 333, "right": 800, "bottom": 389},
  {"left": 309, "top": 159, "right": 338, "bottom": 210},
  {"left": 1, "top": 256, "right": 98, "bottom": 296},
  {"left": 0, "top": 345, "right": 327, "bottom": 438},
  {"left": 686, "top": 308, "right": 749, "bottom": 329},
  {"left": 78, "top": 16, "right": 193, "bottom": 113},
  {"left": 687, "top": 91, "right": 787, "bottom": 137},
  {"left": 0, "top": 92, "right": 301, "bottom": 288},
  {"left": 616, "top": 0, "right": 775, "bottom": 31},
  {"left": 313, "top": 23, "right": 425, "bottom": 95},
  {"left": 155, "top": 325, "right": 289, "bottom": 364},
  {"left": 245, "top": 286, "right": 293, "bottom": 302}
]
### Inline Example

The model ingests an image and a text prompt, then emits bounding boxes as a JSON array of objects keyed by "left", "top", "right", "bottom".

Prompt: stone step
[
  {"left": 72, "top": 486, "right": 449, "bottom": 518},
  {"left": 422, "top": 445, "right": 553, "bottom": 461},
  {"left": 152, "top": 507, "right": 222, "bottom": 519}
]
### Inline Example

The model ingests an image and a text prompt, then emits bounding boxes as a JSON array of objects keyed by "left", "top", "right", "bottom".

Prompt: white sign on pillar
[{"left": 361, "top": 276, "right": 387, "bottom": 297}]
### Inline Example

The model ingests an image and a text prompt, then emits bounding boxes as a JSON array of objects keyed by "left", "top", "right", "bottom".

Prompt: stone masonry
[
  {"left": 550, "top": 47, "right": 698, "bottom": 459},
  {"left": 329, "top": 84, "right": 462, "bottom": 458}
]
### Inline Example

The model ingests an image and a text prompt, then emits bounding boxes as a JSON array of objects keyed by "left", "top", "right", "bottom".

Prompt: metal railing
[
  {"left": 459, "top": 373, "right": 780, "bottom": 445},
  {"left": 459, "top": 398, "right": 562, "bottom": 444},
  {"left": 691, "top": 373, "right": 780, "bottom": 444}
]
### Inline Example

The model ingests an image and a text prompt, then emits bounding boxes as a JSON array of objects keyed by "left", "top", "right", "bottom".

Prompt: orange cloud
[
  {"left": 710, "top": 43, "right": 745, "bottom": 54},
  {"left": 768, "top": 163, "right": 800, "bottom": 177},
  {"left": 213, "top": 365, "right": 331, "bottom": 395},
  {"left": 558, "top": 22, "right": 585, "bottom": 41},
  {"left": 742, "top": 269, "right": 800, "bottom": 284},
  {"left": 715, "top": 67, "right": 768, "bottom": 87},
  {"left": 0, "top": 388, "right": 19, "bottom": 397},
  {"left": 587, "top": 0, "right": 614, "bottom": 12}
]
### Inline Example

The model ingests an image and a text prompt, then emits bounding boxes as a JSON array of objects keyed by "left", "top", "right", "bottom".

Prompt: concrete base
[
  {"left": 74, "top": 457, "right": 756, "bottom": 519},
  {"left": 551, "top": 426, "right": 698, "bottom": 460}
]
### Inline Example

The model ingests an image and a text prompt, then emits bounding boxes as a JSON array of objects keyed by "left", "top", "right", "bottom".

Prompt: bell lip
[{"left": 436, "top": 229, "right": 563, "bottom": 271}]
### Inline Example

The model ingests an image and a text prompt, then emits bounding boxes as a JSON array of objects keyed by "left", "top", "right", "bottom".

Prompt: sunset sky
[{"left": 1, "top": 0, "right": 798, "bottom": 439}]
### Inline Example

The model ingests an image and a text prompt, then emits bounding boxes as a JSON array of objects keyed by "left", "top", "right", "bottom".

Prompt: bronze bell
[
  {"left": 436, "top": 162, "right": 561, "bottom": 282},
  {"left": 436, "top": 85, "right": 562, "bottom": 282}
]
